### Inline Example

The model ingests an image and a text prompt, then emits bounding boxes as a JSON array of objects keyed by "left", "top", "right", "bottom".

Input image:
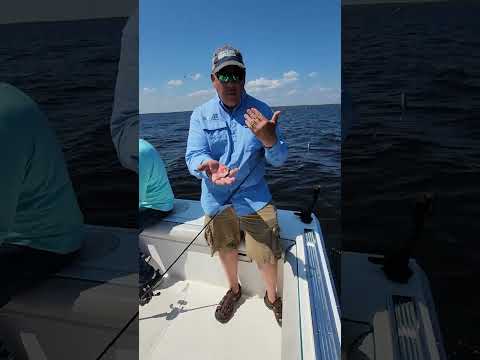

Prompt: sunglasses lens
[
  {"left": 234, "top": 72, "right": 244, "bottom": 81},
  {"left": 217, "top": 71, "right": 244, "bottom": 83},
  {"left": 218, "top": 74, "right": 228, "bottom": 83}
]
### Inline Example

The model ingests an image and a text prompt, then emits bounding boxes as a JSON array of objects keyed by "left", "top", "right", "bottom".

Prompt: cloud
[
  {"left": 188, "top": 89, "right": 215, "bottom": 97},
  {"left": 140, "top": 69, "right": 339, "bottom": 112},
  {"left": 140, "top": 85, "right": 340, "bottom": 113},
  {"left": 246, "top": 77, "right": 282, "bottom": 91},
  {"left": 308, "top": 72, "right": 318, "bottom": 78},
  {"left": 140, "top": 87, "right": 217, "bottom": 113},
  {"left": 245, "top": 70, "right": 299, "bottom": 93},
  {"left": 245, "top": 82, "right": 339, "bottom": 107},
  {"left": 140, "top": 90, "right": 216, "bottom": 113},
  {"left": 167, "top": 79, "right": 183, "bottom": 87},
  {"left": 143, "top": 87, "right": 157, "bottom": 94},
  {"left": 283, "top": 70, "right": 299, "bottom": 81},
  {"left": 190, "top": 73, "right": 201, "bottom": 81},
  {"left": 304, "top": 86, "right": 341, "bottom": 104}
]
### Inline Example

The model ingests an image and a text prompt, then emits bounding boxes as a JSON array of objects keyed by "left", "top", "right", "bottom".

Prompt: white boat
[
  {"left": 139, "top": 198, "right": 446, "bottom": 360},
  {"left": 139, "top": 198, "right": 341, "bottom": 360},
  {"left": 0, "top": 200, "right": 446, "bottom": 360}
]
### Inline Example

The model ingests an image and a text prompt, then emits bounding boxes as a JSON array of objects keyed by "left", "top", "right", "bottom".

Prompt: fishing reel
[
  {"left": 139, "top": 268, "right": 162, "bottom": 306},
  {"left": 139, "top": 286, "right": 153, "bottom": 306},
  {"left": 139, "top": 253, "right": 163, "bottom": 306}
]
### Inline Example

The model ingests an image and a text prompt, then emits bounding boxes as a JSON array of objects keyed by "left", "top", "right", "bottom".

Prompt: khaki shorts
[{"left": 204, "top": 204, "right": 282, "bottom": 265}]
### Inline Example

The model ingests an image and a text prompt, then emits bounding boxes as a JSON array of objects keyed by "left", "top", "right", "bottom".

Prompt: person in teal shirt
[
  {"left": 0, "top": 83, "right": 84, "bottom": 253},
  {"left": 0, "top": 83, "right": 84, "bottom": 310},
  {"left": 139, "top": 138, "right": 174, "bottom": 213},
  {"left": 139, "top": 138, "right": 174, "bottom": 287}
]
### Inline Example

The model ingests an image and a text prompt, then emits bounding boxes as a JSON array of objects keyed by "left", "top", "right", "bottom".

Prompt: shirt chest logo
[{"left": 211, "top": 114, "right": 219, "bottom": 121}]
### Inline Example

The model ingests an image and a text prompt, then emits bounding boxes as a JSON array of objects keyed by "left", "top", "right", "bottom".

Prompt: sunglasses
[{"left": 216, "top": 70, "right": 245, "bottom": 84}]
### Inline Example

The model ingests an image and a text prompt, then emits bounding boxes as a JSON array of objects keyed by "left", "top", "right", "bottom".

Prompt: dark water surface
[
  {"left": 140, "top": 104, "right": 341, "bottom": 228},
  {"left": 343, "top": 2, "right": 480, "bottom": 358},
  {"left": 0, "top": 17, "right": 137, "bottom": 227}
]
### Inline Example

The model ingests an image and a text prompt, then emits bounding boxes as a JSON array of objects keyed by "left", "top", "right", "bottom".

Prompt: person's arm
[
  {"left": 185, "top": 109, "right": 213, "bottom": 180},
  {"left": 110, "top": 8, "right": 139, "bottom": 173},
  {"left": 0, "top": 123, "right": 26, "bottom": 245},
  {"left": 264, "top": 124, "right": 288, "bottom": 167}
]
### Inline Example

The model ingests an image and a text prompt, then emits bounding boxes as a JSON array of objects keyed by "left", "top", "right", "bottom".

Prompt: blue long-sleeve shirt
[{"left": 185, "top": 92, "right": 288, "bottom": 216}]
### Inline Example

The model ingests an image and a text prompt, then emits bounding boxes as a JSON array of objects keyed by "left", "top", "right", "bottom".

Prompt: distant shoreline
[{"left": 140, "top": 103, "right": 341, "bottom": 116}]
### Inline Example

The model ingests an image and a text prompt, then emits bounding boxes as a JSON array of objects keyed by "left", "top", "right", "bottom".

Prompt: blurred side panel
[
  {"left": 0, "top": 1, "right": 139, "bottom": 359},
  {"left": 342, "top": 0, "right": 479, "bottom": 359}
]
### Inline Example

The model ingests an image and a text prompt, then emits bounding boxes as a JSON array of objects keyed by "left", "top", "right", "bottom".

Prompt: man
[
  {"left": 0, "top": 83, "right": 84, "bottom": 358},
  {"left": 185, "top": 45, "right": 288, "bottom": 326}
]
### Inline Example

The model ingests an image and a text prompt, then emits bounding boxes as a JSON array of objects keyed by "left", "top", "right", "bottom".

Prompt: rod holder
[
  {"left": 369, "top": 192, "right": 434, "bottom": 283},
  {"left": 296, "top": 185, "right": 321, "bottom": 224}
]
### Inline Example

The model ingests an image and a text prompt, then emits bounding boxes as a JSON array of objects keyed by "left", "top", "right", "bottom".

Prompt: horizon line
[{"left": 140, "top": 103, "right": 341, "bottom": 115}]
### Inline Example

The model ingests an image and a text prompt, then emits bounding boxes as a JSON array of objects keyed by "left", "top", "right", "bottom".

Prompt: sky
[{"left": 140, "top": 0, "right": 340, "bottom": 113}]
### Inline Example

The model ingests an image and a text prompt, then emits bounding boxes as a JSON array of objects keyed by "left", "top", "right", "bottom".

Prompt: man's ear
[{"left": 210, "top": 73, "right": 215, "bottom": 82}]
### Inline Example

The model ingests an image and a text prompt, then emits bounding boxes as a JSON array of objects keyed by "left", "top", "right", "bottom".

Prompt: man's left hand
[{"left": 244, "top": 108, "right": 281, "bottom": 148}]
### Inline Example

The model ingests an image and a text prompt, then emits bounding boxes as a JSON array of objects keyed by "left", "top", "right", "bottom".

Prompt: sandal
[
  {"left": 264, "top": 292, "right": 282, "bottom": 326},
  {"left": 215, "top": 284, "right": 242, "bottom": 323}
]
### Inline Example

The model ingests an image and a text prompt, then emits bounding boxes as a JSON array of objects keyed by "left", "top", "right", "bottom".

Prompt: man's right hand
[{"left": 197, "top": 160, "right": 239, "bottom": 185}]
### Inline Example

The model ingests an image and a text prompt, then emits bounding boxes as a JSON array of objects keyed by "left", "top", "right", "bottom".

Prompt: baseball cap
[{"left": 211, "top": 45, "right": 246, "bottom": 74}]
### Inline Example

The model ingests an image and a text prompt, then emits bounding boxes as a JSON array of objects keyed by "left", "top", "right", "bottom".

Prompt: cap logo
[{"left": 217, "top": 49, "right": 237, "bottom": 60}]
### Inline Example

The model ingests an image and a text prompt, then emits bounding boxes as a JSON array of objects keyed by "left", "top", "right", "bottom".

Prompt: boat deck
[{"left": 139, "top": 277, "right": 281, "bottom": 360}]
